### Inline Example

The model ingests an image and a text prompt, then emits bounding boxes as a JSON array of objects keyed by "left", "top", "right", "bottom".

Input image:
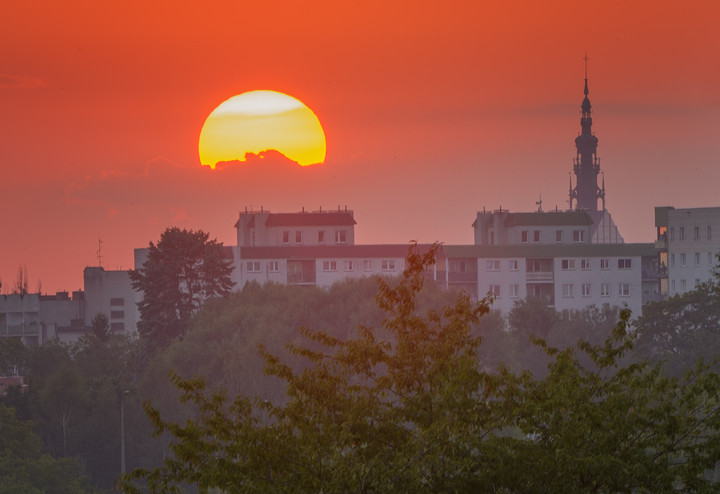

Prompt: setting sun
[{"left": 198, "top": 90, "right": 326, "bottom": 168}]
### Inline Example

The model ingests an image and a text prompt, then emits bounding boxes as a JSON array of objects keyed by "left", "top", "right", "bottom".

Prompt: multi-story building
[
  {"left": 0, "top": 291, "right": 85, "bottom": 345},
  {"left": 655, "top": 206, "right": 720, "bottom": 296}
]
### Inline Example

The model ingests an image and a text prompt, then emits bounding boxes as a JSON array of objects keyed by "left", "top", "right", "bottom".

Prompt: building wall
[
  {"left": 474, "top": 253, "right": 644, "bottom": 316},
  {"left": 83, "top": 267, "right": 138, "bottom": 335},
  {"left": 660, "top": 207, "right": 720, "bottom": 295}
]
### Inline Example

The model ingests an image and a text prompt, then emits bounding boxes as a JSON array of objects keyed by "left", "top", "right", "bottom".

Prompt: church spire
[{"left": 569, "top": 54, "right": 605, "bottom": 211}]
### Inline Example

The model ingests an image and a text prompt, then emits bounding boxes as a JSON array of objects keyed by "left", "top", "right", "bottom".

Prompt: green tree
[
  {"left": 129, "top": 227, "right": 234, "bottom": 349},
  {"left": 634, "top": 280, "right": 720, "bottom": 375},
  {"left": 121, "top": 245, "right": 720, "bottom": 493},
  {"left": 90, "top": 312, "right": 111, "bottom": 342},
  {"left": 0, "top": 404, "right": 97, "bottom": 494}
]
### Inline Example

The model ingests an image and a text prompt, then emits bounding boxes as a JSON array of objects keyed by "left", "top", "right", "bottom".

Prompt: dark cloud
[{"left": 0, "top": 73, "right": 46, "bottom": 89}]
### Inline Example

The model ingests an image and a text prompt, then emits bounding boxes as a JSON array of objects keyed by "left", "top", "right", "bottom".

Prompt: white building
[{"left": 655, "top": 206, "right": 720, "bottom": 296}]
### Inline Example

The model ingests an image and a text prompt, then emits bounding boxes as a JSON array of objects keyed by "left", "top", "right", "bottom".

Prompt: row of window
[
  {"left": 520, "top": 229, "right": 586, "bottom": 243},
  {"left": 671, "top": 279, "right": 703, "bottom": 293},
  {"left": 487, "top": 283, "right": 631, "bottom": 298},
  {"left": 670, "top": 252, "right": 714, "bottom": 268},
  {"left": 485, "top": 258, "right": 632, "bottom": 272},
  {"left": 669, "top": 226, "right": 712, "bottom": 242},
  {"left": 247, "top": 260, "right": 397, "bottom": 273},
  {"left": 282, "top": 230, "right": 347, "bottom": 245}
]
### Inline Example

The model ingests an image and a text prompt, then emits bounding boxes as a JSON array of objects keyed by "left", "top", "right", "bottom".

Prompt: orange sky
[{"left": 1, "top": 0, "right": 719, "bottom": 293}]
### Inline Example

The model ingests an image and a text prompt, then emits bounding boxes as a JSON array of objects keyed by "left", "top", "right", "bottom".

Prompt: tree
[
  {"left": 0, "top": 404, "right": 97, "bottom": 493},
  {"left": 121, "top": 245, "right": 720, "bottom": 493},
  {"left": 90, "top": 313, "right": 111, "bottom": 342},
  {"left": 634, "top": 279, "right": 720, "bottom": 375},
  {"left": 12, "top": 265, "right": 29, "bottom": 296},
  {"left": 129, "top": 227, "right": 234, "bottom": 349}
]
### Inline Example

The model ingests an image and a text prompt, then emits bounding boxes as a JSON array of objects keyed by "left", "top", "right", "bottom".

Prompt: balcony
[
  {"left": 448, "top": 272, "right": 478, "bottom": 283},
  {"left": 526, "top": 272, "right": 554, "bottom": 283},
  {"left": 287, "top": 272, "right": 316, "bottom": 285}
]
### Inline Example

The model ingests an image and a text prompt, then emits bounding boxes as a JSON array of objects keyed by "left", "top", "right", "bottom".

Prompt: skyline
[{"left": 2, "top": 1, "right": 719, "bottom": 293}]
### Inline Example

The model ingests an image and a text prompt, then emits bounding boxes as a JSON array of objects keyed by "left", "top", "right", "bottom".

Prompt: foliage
[
  {"left": 120, "top": 244, "right": 720, "bottom": 492},
  {"left": 0, "top": 404, "right": 97, "bottom": 494},
  {"left": 129, "top": 227, "right": 234, "bottom": 349},
  {"left": 634, "top": 280, "right": 720, "bottom": 375},
  {"left": 91, "top": 312, "right": 111, "bottom": 341}
]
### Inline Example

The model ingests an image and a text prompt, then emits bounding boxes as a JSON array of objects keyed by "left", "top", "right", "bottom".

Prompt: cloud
[
  {"left": 0, "top": 73, "right": 46, "bottom": 89},
  {"left": 65, "top": 151, "right": 340, "bottom": 233}
]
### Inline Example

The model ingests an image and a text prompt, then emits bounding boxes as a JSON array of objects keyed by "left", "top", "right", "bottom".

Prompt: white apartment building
[
  {"left": 439, "top": 243, "right": 657, "bottom": 317},
  {"left": 655, "top": 206, "right": 720, "bottom": 296}
]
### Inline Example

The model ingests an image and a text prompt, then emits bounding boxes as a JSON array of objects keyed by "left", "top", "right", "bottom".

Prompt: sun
[{"left": 198, "top": 90, "right": 326, "bottom": 168}]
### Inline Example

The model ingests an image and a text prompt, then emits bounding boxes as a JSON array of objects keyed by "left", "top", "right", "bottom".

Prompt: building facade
[{"left": 655, "top": 206, "right": 720, "bottom": 296}]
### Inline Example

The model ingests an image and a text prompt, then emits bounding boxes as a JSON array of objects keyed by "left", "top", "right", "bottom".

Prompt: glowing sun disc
[{"left": 199, "top": 90, "right": 326, "bottom": 168}]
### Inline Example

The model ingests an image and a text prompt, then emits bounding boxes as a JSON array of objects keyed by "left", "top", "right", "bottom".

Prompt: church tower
[{"left": 569, "top": 56, "right": 605, "bottom": 211}]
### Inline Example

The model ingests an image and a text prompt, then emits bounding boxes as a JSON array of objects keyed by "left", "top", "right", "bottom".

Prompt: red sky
[{"left": 1, "top": 0, "right": 719, "bottom": 293}]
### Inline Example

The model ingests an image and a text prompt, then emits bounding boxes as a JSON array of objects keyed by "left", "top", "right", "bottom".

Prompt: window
[
  {"left": 510, "top": 284, "right": 520, "bottom": 298},
  {"left": 269, "top": 261, "right": 279, "bottom": 272},
  {"left": 582, "top": 283, "right": 591, "bottom": 297},
  {"left": 489, "top": 284, "right": 501, "bottom": 297},
  {"left": 562, "top": 284, "right": 575, "bottom": 298},
  {"left": 556, "top": 230, "right": 562, "bottom": 243},
  {"left": 111, "top": 310, "right": 124, "bottom": 319},
  {"left": 335, "top": 230, "right": 347, "bottom": 244},
  {"left": 323, "top": 260, "right": 337, "bottom": 272},
  {"left": 679, "top": 227, "right": 685, "bottom": 240},
  {"left": 671, "top": 280, "right": 676, "bottom": 294},
  {"left": 619, "top": 283, "right": 630, "bottom": 297},
  {"left": 533, "top": 230, "right": 541, "bottom": 243},
  {"left": 247, "top": 261, "right": 261, "bottom": 273},
  {"left": 695, "top": 278, "right": 701, "bottom": 287},
  {"left": 486, "top": 260, "right": 501, "bottom": 271},
  {"left": 670, "top": 253, "right": 676, "bottom": 267},
  {"left": 695, "top": 252, "right": 701, "bottom": 266},
  {"left": 561, "top": 259, "right": 576, "bottom": 270},
  {"left": 521, "top": 231, "right": 528, "bottom": 243},
  {"left": 618, "top": 259, "right": 632, "bottom": 269},
  {"left": 490, "top": 231, "right": 495, "bottom": 245},
  {"left": 363, "top": 260, "right": 373, "bottom": 271},
  {"left": 282, "top": 231, "right": 290, "bottom": 244},
  {"left": 600, "top": 283, "right": 610, "bottom": 297},
  {"left": 381, "top": 260, "right": 396, "bottom": 272},
  {"left": 600, "top": 259, "right": 609, "bottom": 270},
  {"left": 680, "top": 253, "right": 686, "bottom": 267},
  {"left": 527, "top": 259, "right": 542, "bottom": 272},
  {"left": 111, "top": 322, "right": 125, "bottom": 331},
  {"left": 508, "top": 260, "right": 519, "bottom": 271},
  {"left": 694, "top": 226, "right": 701, "bottom": 240},
  {"left": 573, "top": 230, "right": 585, "bottom": 243},
  {"left": 681, "top": 279, "right": 687, "bottom": 291},
  {"left": 344, "top": 260, "right": 354, "bottom": 271},
  {"left": 581, "top": 259, "right": 590, "bottom": 270},
  {"left": 318, "top": 231, "right": 325, "bottom": 244},
  {"left": 110, "top": 298, "right": 124, "bottom": 306},
  {"left": 294, "top": 231, "right": 302, "bottom": 244},
  {"left": 670, "top": 227, "right": 675, "bottom": 241}
]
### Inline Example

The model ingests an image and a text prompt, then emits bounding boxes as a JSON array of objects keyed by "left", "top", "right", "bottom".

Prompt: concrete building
[
  {"left": 0, "top": 291, "right": 85, "bottom": 345},
  {"left": 655, "top": 206, "right": 720, "bottom": 296},
  {"left": 83, "top": 267, "right": 139, "bottom": 335}
]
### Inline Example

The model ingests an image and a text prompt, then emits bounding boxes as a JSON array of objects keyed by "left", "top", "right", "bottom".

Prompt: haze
[{"left": 1, "top": 0, "right": 719, "bottom": 293}]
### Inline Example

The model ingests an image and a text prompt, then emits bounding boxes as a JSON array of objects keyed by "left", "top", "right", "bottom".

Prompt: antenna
[
  {"left": 536, "top": 194, "right": 543, "bottom": 213},
  {"left": 97, "top": 238, "right": 104, "bottom": 267}
]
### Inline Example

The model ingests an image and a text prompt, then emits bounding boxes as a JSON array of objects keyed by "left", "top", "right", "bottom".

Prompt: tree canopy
[
  {"left": 121, "top": 244, "right": 720, "bottom": 493},
  {"left": 129, "top": 227, "right": 234, "bottom": 349}
]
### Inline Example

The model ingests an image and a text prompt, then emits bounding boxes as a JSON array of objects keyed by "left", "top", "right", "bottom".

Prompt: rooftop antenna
[
  {"left": 97, "top": 238, "right": 104, "bottom": 268},
  {"left": 536, "top": 194, "right": 543, "bottom": 212}
]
